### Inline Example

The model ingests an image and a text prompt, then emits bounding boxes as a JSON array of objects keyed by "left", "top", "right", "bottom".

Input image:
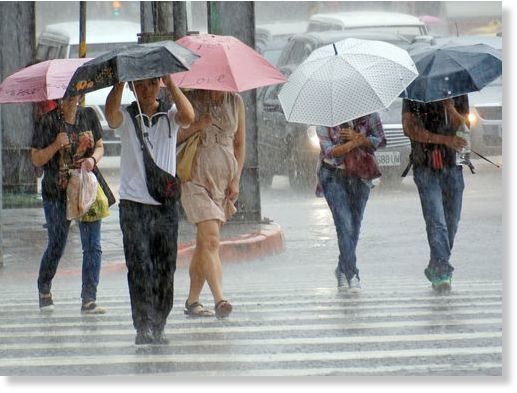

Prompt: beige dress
[{"left": 181, "top": 92, "right": 239, "bottom": 224}]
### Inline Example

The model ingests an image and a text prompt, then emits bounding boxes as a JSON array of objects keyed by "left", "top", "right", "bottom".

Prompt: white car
[{"left": 306, "top": 11, "right": 429, "bottom": 41}]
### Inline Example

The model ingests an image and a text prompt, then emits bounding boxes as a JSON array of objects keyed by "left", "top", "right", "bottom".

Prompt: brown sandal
[
  {"left": 184, "top": 301, "right": 215, "bottom": 317},
  {"left": 215, "top": 300, "right": 232, "bottom": 319}
]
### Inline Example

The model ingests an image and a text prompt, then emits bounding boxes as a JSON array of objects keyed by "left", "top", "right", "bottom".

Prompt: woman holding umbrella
[
  {"left": 31, "top": 95, "right": 106, "bottom": 314},
  {"left": 316, "top": 114, "right": 386, "bottom": 291},
  {"left": 179, "top": 89, "right": 246, "bottom": 319}
]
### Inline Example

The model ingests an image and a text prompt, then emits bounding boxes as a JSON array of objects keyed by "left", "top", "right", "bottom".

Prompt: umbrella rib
[
  {"left": 287, "top": 57, "right": 337, "bottom": 121},
  {"left": 440, "top": 51, "right": 492, "bottom": 91},
  {"left": 218, "top": 45, "right": 239, "bottom": 92},
  {"left": 341, "top": 57, "right": 387, "bottom": 109}
]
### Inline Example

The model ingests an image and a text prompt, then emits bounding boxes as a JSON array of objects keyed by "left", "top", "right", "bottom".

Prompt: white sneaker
[{"left": 348, "top": 275, "right": 361, "bottom": 292}]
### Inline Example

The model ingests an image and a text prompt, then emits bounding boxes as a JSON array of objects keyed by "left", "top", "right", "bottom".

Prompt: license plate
[{"left": 375, "top": 151, "right": 400, "bottom": 167}]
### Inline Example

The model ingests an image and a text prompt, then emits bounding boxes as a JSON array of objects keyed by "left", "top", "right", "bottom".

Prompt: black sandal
[
  {"left": 215, "top": 300, "right": 232, "bottom": 319},
  {"left": 184, "top": 300, "right": 215, "bottom": 317}
]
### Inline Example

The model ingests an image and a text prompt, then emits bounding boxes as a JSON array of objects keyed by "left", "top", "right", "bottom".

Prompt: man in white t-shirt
[{"left": 105, "top": 76, "right": 194, "bottom": 345}]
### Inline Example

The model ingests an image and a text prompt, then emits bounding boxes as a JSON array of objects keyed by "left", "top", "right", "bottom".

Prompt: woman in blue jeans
[
  {"left": 316, "top": 113, "right": 386, "bottom": 291},
  {"left": 31, "top": 96, "right": 106, "bottom": 313}
]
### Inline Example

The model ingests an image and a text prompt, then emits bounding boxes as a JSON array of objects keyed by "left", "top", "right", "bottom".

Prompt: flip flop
[
  {"left": 215, "top": 300, "right": 232, "bottom": 319},
  {"left": 184, "top": 301, "right": 215, "bottom": 317}
]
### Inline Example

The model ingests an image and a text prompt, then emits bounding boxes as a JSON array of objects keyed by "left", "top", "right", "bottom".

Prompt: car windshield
[
  {"left": 277, "top": 39, "right": 313, "bottom": 68},
  {"left": 262, "top": 48, "right": 284, "bottom": 65}
]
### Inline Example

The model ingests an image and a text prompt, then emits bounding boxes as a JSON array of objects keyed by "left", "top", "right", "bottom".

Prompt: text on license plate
[{"left": 375, "top": 151, "right": 400, "bottom": 167}]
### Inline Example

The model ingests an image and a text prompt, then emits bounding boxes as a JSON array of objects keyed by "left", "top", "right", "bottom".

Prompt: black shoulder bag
[
  {"left": 127, "top": 105, "right": 181, "bottom": 204},
  {"left": 82, "top": 107, "right": 117, "bottom": 206}
]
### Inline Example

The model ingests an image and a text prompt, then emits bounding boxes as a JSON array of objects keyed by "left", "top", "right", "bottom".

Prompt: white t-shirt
[{"left": 117, "top": 104, "right": 179, "bottom": 205}]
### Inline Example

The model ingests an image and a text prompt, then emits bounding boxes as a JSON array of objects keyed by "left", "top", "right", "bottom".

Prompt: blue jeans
[
  {"left": 319, "top": 166, "right": 371, "bottom": 281},
  {"left": 37, "top": 199, "right": 103, "bottom": 302},
  {"left": 413, "top": 165, "right": 464, "bottom": 276}
]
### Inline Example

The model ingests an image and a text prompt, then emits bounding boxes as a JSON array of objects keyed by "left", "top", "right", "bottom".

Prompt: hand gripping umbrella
[
  {"left": 278, "top": 38, "right": 418, "bottom": 127},
  {"left": 400, "top": 40, "right": 502, "bottom": 102},
  {"left": 64, "top": 40, "right": 199, "bottom": 97}
]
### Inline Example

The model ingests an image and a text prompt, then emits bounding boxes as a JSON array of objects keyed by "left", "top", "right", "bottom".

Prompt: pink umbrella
[
  {"left": 171, "top": 34, "right": 287, "bottom": 92},
  {"left": 418, "top": 15, "right": 444, "bottom": 25},
  {"left": 0, "top": 58, "right": 91, "bottom": 103}
]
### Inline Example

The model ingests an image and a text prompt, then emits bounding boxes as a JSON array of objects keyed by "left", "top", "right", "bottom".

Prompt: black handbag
[
  {"left": 127, "top": 106, "right": 181, "bottom": 204},
  {"left": 92, "top": 166, "right": 116, "bottom": 207}
]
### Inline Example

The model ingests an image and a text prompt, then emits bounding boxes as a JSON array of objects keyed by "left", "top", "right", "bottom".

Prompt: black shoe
[
  {"left": 151, "top": 330, "right": 169, "bottom": 345},
  {"left": 135, "top": 329, "right": 153, "bottom": 345},
  {"left": 39, "top": 293, "right": 54, "bottom": 311},
  {"left": 81, "top": 301, "right": 107, "bottom": 314}
]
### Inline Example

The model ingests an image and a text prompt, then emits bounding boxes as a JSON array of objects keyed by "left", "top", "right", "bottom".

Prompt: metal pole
[
  {"left": 152, "top": 1, "right": 173, "bottom": 34},
  {"left": 79, "top": 1, "right": 86, "bottom": 107},
  {"left": 172, "top": 1, "right": 188, "bottom": 40},
  {"left": 140, "top": 1, "right": 154, "bottom": 33},
  {"left": 0, "top": 105, "right": 3, "bottom": 268},
  {"left": 79, "top": 1, "right": 87, "bottom": 58}
]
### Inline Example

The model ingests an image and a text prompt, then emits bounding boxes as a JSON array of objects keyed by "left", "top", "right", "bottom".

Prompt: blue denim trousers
[
  {"left": 37, "top": 198, "right": 102, "bottom": 302},
  {"left": 319, "top": 166, "right": 371, "bottom": 281},
  {"left": 413, "top": 165, "right": 464, "bottom": 276}
]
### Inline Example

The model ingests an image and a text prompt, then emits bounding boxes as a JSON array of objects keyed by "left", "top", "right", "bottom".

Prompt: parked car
[
  {"left": 36, "top": 20, "right": 140, "bottom": 155},
  {"left": 258, "top": 30, "right": 415, "bottom": 188},
  {"left": 306, "top": 11, "right": 429, "bottom": 40},
  {"left": 256, "top": 21, "right": 309, "bottom": 66}
]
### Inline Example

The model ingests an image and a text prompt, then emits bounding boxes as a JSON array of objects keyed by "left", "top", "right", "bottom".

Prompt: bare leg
[
  {"left": 195, "top": 219, "right": 225, "bottom": 304},
  {"left": 186, "top": 245, "right": 205, "bottom": 306}
]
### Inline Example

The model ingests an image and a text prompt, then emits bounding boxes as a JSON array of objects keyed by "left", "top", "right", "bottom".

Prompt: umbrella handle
[{"left": 130, "top": 81, "right": 146, "bottom": 133}]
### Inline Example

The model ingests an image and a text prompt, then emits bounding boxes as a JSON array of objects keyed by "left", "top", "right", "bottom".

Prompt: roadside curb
[{"left": 97, "top": 222, "right": 285, "bottom": 275}]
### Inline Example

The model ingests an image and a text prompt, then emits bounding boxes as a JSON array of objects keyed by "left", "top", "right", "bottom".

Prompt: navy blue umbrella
[
  {"left": 64, "top": 40, "right": 199, "bottom": 97},
  {"left": 400, "top": 41, "right": 502, "bottom": 102}
]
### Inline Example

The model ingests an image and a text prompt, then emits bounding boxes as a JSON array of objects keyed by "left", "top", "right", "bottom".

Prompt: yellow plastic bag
[
  {"left": 80, "top": 184, "right": 110, "bottom": 222},
  {"left": 176, "top": 132, "right": 200, "bottom": 183}
]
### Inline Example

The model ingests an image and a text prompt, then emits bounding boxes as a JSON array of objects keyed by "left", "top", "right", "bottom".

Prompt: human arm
[
  {"left": 105, "top": 82, "right": 125, "bottom": 129},
  {"left": 227, "top": 94, "right": 246, "bottom": 202},
  {"left": 79, "top": 139, "right": 104, "bottom": 172},
  {"left": 402, "top": 111, "right": 467, "bottom": 152},
  {"left": 177, "top": 113, "right": 212, "bottom": 144},
  {"left": 31, "top": 132, "right": 69, "bottom": 167},
  {"left": 162, "top": 75, "right": 195, "bottom": 128},
  {"left": 443, "top": 98, "right": 467, "bottom": 131}
]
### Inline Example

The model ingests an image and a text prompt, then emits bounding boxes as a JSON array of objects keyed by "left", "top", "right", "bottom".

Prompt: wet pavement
[{"left": 0, "top": 156, "right": 503, "bottom": 376}]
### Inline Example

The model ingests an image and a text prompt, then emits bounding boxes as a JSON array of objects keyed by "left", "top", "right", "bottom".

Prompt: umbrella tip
[{"left": 333, "top": 43, "right": 338, "bottom": 55}]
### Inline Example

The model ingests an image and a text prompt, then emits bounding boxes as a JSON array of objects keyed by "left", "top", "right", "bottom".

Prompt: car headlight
[
  {"left": 468, "top": 112, "right": 478, "bottom": 127},
  {"left": 306, "top": 126, "right": 320, "bottom": 149}
]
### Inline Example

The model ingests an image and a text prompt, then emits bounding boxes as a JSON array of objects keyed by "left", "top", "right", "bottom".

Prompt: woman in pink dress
[{"left": 178, "top": 89, "right": 246, "bottom": 318}]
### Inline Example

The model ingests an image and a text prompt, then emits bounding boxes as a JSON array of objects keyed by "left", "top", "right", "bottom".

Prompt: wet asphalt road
[{"left": 0, "top": 157, "right": 503, "bottom": 376}]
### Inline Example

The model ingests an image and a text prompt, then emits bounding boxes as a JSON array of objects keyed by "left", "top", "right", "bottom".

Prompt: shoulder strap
[{"left": 126, "top": 102, "right": 149, "bottom": 153}]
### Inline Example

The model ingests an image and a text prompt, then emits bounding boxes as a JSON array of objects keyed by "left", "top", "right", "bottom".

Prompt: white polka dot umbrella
[{"left": 278, "top": 38, "right": 418, "bottom": 127}]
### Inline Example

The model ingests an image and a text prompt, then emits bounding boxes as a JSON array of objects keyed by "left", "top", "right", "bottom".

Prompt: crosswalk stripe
[
  {"left": 0, "top": 300, "right": 502, "bottom": 322},
  {"left": 0, "top": 331, "right": 501, "bottom": 351},
  {"left": 0, "top": 308, "right": 502, "bottom": 331},
  {"left": 0, "top": 293, "right": 502, "bottom": 309},
  {"left": 0, "top": 317, "right": 502, "bottom": 338},
  {"left": 125, "top": 362, "right": 502, "bottom": 376},
  {"left": 0, "top": 346, "right": 501, "bottom": 368}
]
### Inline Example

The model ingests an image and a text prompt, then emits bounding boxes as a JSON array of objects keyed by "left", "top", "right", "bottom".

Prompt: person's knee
[{"left": 198, "top": 233, "right": 220, "bottom": 253}]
